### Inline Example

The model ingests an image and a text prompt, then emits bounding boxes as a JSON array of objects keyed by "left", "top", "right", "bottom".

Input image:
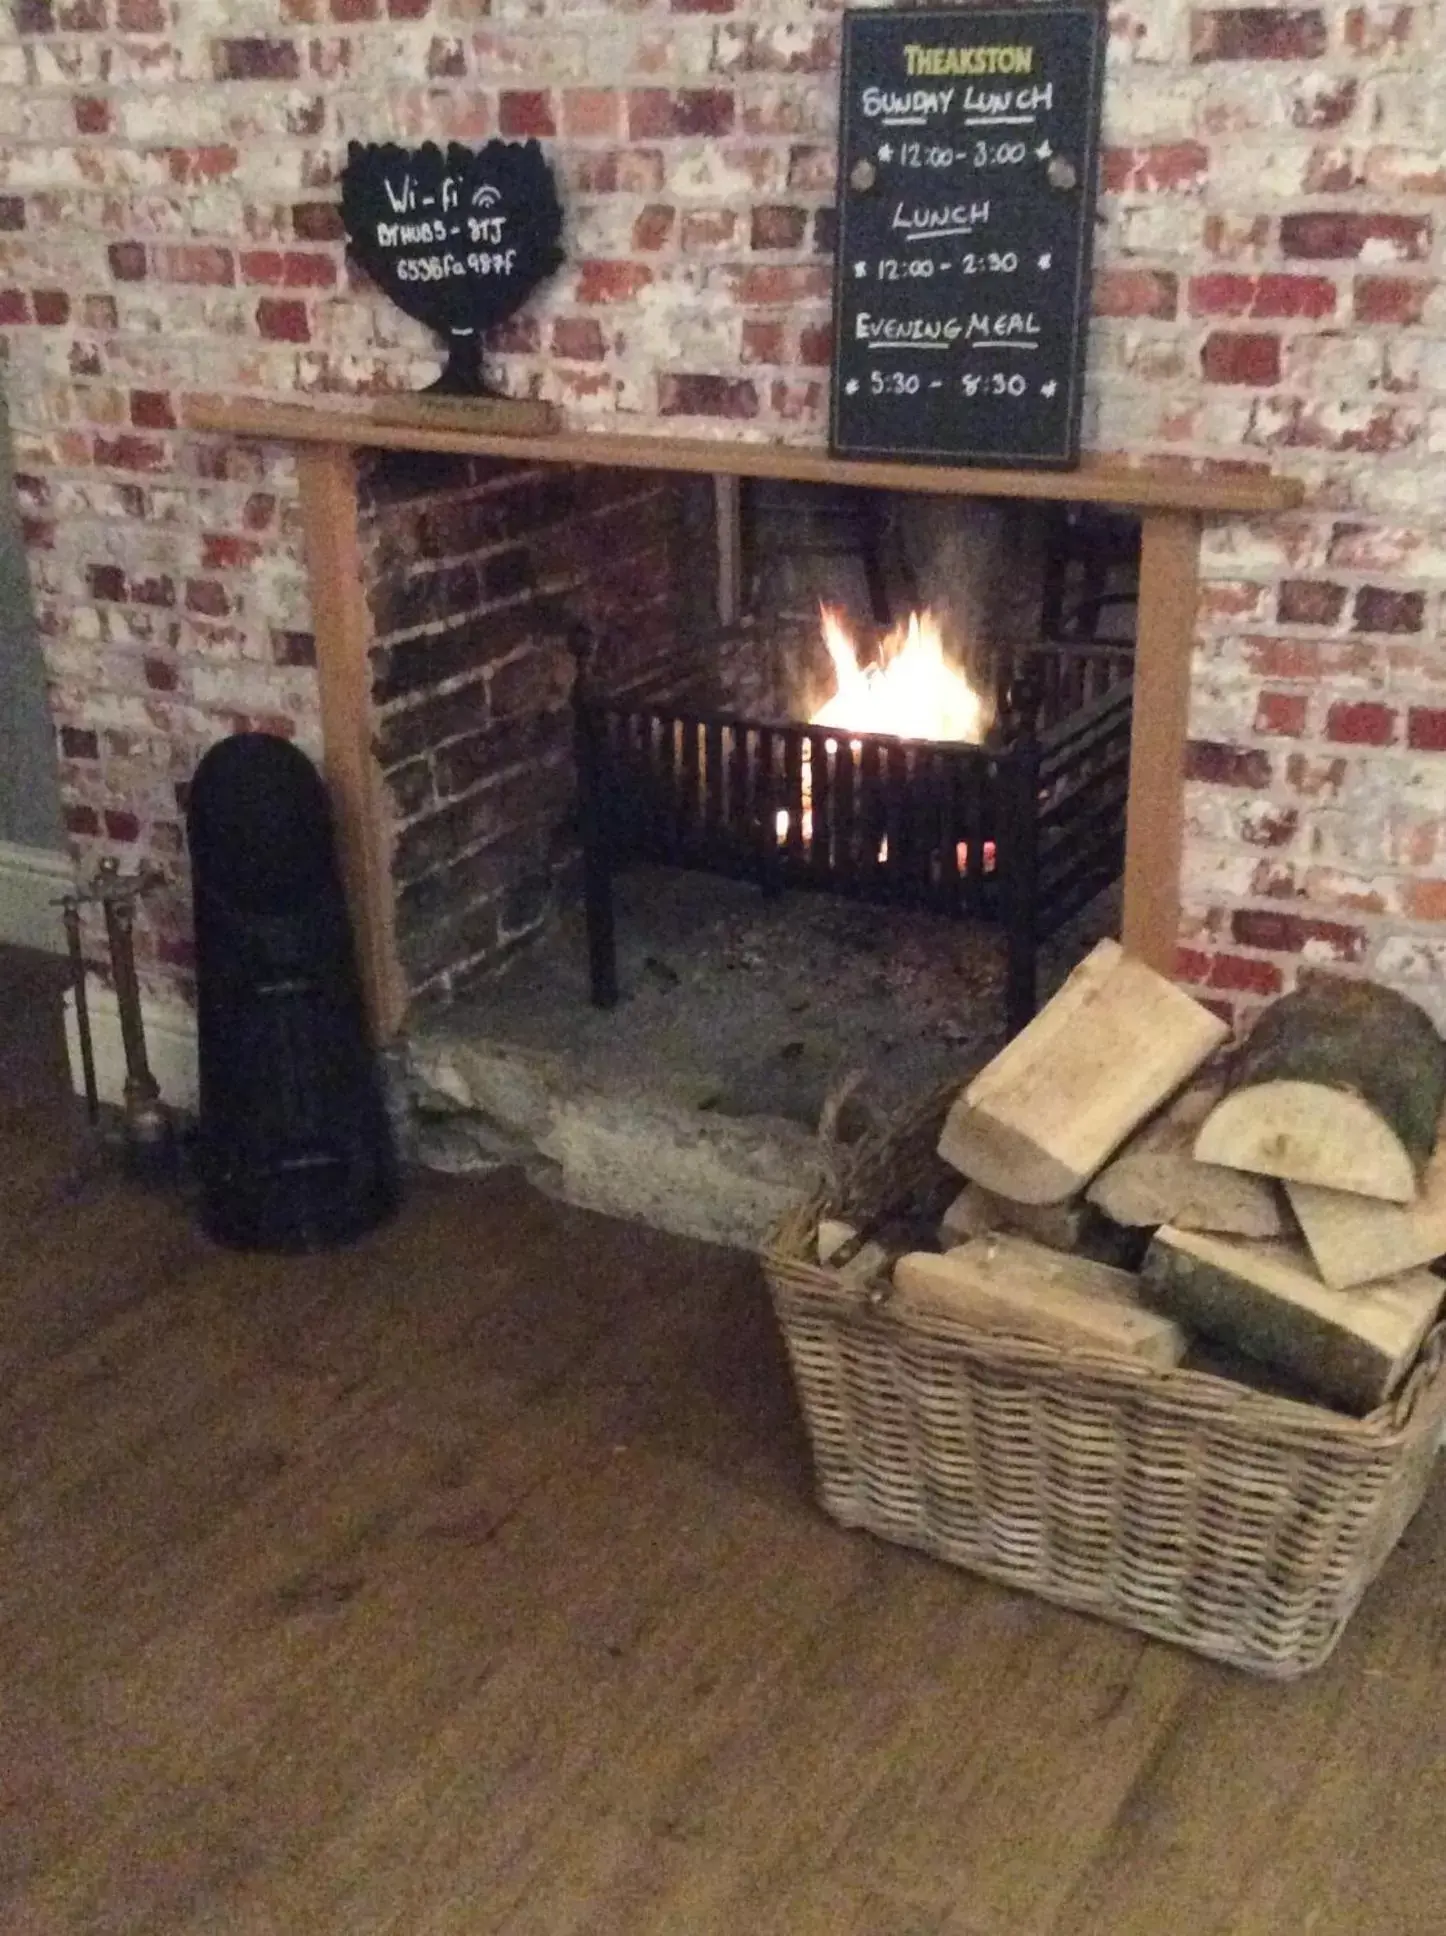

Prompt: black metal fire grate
[{"left": 572, "top": 638, "right": 1133, "bottom": 1035}]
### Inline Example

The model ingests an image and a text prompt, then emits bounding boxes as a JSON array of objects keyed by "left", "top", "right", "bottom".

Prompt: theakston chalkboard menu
[{"left": 830, "top": 3, "right": 1106, "bottom": 469}]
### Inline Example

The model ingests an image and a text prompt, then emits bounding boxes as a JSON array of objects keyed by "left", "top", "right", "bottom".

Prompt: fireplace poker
[{"left": 60, "top": 893, "right": 99, "bottom": 1126}]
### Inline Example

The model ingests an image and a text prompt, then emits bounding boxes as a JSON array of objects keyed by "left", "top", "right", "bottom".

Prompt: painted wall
[
  {"left": 0, "top": 395, "right": 60, "bottom": 851},
  {"left": 1, "top": 0, "right": 1446, "bottom": 1025}
]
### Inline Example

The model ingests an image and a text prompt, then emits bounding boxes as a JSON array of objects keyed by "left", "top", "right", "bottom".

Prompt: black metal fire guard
[{"left": 571, "top": 632, "right": 1133, "bottom": 1036}]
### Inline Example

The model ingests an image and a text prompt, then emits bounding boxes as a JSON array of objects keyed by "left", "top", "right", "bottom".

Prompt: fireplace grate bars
[{"left": 573, "top": 641, "right": 1133, "bottom": 1035}]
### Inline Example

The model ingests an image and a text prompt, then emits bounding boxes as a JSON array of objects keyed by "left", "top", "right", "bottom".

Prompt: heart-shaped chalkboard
[{"left": 341, "top": 138, "right": 565, "bottom": 396}]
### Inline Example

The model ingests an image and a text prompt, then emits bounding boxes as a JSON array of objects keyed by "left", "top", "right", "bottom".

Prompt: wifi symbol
[{"left": 471, "top": 183, "right": 501, "bottom": 209}]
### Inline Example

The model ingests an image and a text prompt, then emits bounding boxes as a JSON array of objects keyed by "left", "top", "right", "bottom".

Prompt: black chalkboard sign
[
  {"left": 830, "top": 3, "right": 1106, "bottom": 469},
  {"left": 341, "top": 139, "right": 564, "bottom": 396}
]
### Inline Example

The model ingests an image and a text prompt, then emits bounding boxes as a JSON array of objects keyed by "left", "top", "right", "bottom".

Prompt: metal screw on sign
[
  {"left": 1047, "top": 155, "right": 1078, "bottom": 192},
  {"left": 849, "top": 158, "right": 877, "bottom": 193}
]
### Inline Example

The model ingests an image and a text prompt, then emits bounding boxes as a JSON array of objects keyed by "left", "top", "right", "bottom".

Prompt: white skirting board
[
  {"left": 0, "top": 840, "right": 71, "bottom": 953},
  {"left": 63, "top": 976, "right": 199, "bottom": 1113}
]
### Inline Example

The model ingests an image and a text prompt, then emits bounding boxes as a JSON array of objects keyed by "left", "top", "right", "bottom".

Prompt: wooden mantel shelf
[
  {"left": 184, "top": 393, "right": 1304, "bottom": 1041},
  {"left": 186, "top": 397, "right": 1305, "bottom": 517}
]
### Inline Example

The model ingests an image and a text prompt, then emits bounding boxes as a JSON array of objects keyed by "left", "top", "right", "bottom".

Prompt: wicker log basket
[{"left": 761, "top": 1080, "right": 1446, "bottom": 1679}]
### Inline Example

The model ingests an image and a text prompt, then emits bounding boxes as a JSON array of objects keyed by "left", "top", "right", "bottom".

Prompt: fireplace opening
[{"left": 375, "top": 453, "right": 1142, "bottom": 1244}]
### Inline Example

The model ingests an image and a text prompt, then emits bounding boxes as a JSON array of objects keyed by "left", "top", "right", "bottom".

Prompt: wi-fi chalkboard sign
[
  {"left": 830, "top": 2, "right": 1106, "bottom": 469},
  {"left": 341, "top": 139, "right": 564, "bottom": 398}
]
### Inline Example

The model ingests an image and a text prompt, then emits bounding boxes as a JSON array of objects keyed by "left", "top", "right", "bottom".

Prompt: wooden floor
[{"left": 3, "top": 946, "right": 1446, "bottom": 1936}]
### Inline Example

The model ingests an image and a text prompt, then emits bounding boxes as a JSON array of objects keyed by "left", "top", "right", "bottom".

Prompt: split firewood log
[
  {"left": 1140, "top": 1226, "right": 1446, "bottom": 1413},
  {"left": 1193, "top": 977, "right": 1446, "bottom": 1204},
  {"left": 937, "top": 939, "right": 1228, "bottom": 1205},
  {"left": 939, "top": 1180, "right": 1088, "bottom": 1253},
  {"left": 892, "top": 1234, "right": 1187, "bottom": 1368},
  {"left": 1288, "top": 1108, "right": 1446, "bottom": 1289},
  {"left": 1086, "top": 1080, "right": 1285, "bottom": 1238}
]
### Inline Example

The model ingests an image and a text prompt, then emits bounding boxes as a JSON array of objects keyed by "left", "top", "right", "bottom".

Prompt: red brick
[
  {"left": 1191, "top": 8, "right": 1328, "bottom": 59},
  {"left": 1326, "top": 700, "right": 1397, "bottom": 744},
  {"left": 1230, "top": 909, "right": 1364, "bottom": 961},
  {"left": 168, "top": 148, "right": 239, "bottom": 186},
  {"left": 1184, "top": 740, "right": 1273, "bottom": 786},
  {"left": 1092, "top": 268, "right": 1178, "bottom": 319},
  {"left": 741, "top": 319, "right": 785, "bottom": 364},
  {"left": 627, "top": 90, "right": 674, "bottom": 139},
  {"left": 673, "top": 0, "right": 733, "bottom": 10},
  {"left": 73, "top": 95, "right": 109, "bottom": 135},
  {"left": 256, "top": 297, "right": 310, "bottom": 342},
  {"left": 1174, "top": 945, "right": 1212, "bottom": 984},
  {"left": 1285, "top": 752, "right": 1348, "bottom": 797},
  {"left": 1353, "top": 275, "right": 1433, "bottom": 324},
  {"left": 1277, "top": 578, "right": 1347, "bottom": 626},
  {"left": 1208, "top": 952, "right": 1285, "bottom": 996},
  {"left": 0, "top": 197, "right": 24, "bottom": 231},
  {"left": 499, "top": 91, "right": 556, "bottom": 137},
  {"left": 104, "top": 809, "right": 141, "bottom": 842},
  {"left": 631, "top": 205, "right": 674, "bottom": 252},
  {"left": 13, "top": 0, "right": 54, "bottom": 26},
  {"left": 64, "top": 805, "right": 100, "bottom": 838},
  {"left": 331, "top": 0, "right": 377, "bottom": 16},
  {"left": 32, "top": 289, "right": 70, "bottom": 325},
  {"left": 1344, "top": 4, "right": 1415, "bottom": 53},
  {"left": 1102, "top": 143, "right": 1209, "bottom": 193},
  {"left": 93, "top": 435, "right": 168, "bottom": 472},
  {"left": 87, "top": 563, "right": 125, "bottom": 600},
  {"left": 0, "top": 291, "right": 28, "bottom": 323},
  {"left": 658, "top": 374, "right": 759, "bottom": 419},
  {"left": 1281, "top": 212, "right": 1431, "bottom": 261},
  {"left": 750, "top": 204, "right": 807, "bottom": 251},
  {"left": 60, "top": 727, "right": 99, "bottom": 760},
  {"left": 1293, "top": 77, "right": 1357, "bottom": 128},
  {"left": 56, "top": 0, "right": 104, "bottom": 25},
  {"left": 1202, "top": 330, "right": 1280, "bottom": 384},
  {"left": 293, "top": 201, "right": 344, "bottom": 242},
  {"left": 1404, "top": 879, "right": 1446, "bottom": 921},
  {"left": 1189, "top": 272, "right": 1337, "bottom": 319},
  {"left": 130, "top": 574, "right": 174, "bottom": 606},
  {"left": 561, "top": 89, "right": 620, "bottom": 139},
  {"left": 681, "top": 208, "right": 737, "bottom": 252},
  {"left": 130, "top": 389, "right": 176, "bottom": 429},
  {"left": 1254, "top": 691, "right": 1308, "bottom": 736},
  {"left": 575, "top": 260, "right": 653, "bottom": 304},
  {"left": 1407, "top": 708, "right": 1446, "bottom": 751},
  {"left": 117, "top": 0, "right": 163, "bottom": 23},
  {"left": 387, "top": 0, "right": 429, "bottom": 14},
  {"left": 797, "top": 321, "right": 830, "bottom": 366},
  {"left": 185, "top": 578, "right": 230, "bottom": 617},
  {"left": 551, "top": 317, "right": 605, "bottom": 361},
  {"left": 676, "top": 89, "right": 735, "bottom": 136},
  {"left": 142, "top": 656, "right": 177, "bottom": 691},
  {"left": 272, "top": 630, "right": 316, "bottom": 666},
  {"left": 157, "top": 244, "right": 234, "bottom": 287},
  {"left": 1353, "top": 586, "right": 1423, "bottom": 633},
  {"left": 730, "top": 265, "right": 830, "bottom": 305},
  {"left": 214, "top": 37, "right": 301, "bottom": 81}
]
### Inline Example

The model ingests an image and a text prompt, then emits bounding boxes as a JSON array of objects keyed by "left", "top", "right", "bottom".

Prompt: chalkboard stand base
[{"left": 369, "top": 392, "right": 560, "bottom": 438}]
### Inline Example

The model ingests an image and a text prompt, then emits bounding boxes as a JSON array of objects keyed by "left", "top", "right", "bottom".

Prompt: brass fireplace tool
[{"left": 59, "top": 858, "right": 176, "bottom": 1181}]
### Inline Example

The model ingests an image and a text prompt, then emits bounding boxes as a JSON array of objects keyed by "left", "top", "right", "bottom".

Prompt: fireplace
[{"left": 573, "top": 626, "right": 1134, "bottom": 1033}]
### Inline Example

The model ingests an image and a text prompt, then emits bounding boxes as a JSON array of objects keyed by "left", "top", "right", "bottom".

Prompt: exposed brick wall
[
  {"left": 362, "top": 453, "right": 698, "bottom": 1005},
  {"left": 4, "top": 0, "right": 1446, "bottom": 1026}
]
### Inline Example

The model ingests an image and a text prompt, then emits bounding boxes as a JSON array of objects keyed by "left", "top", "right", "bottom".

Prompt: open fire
[{"left": 778, "top": 604, "right": 993, "bottom": 865}]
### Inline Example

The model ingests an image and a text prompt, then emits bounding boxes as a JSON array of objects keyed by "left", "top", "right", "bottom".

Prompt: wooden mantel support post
[
  {"left": 1122, "top": 509, "right": 1199, "bottom": 979},
  {"left": 294, "top": 441, "right": 406, "bottom": 1044}
]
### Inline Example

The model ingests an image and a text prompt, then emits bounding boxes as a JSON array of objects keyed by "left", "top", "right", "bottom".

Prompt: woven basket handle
[
  {"left": 1387, "top": 1321, "right": 1446, "bottom": 1431},
  {"left": 817, "top": 1069, "right": 889, "bottom": 1204}
]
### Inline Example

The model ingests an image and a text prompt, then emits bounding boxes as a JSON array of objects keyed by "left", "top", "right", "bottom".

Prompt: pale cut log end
[
  {"left": 1193, "top": 1080, "right": 1418, "bottom": 1204},
  {"left": 936, "top": 1109, "right": 1084, "bottom": 1206}
]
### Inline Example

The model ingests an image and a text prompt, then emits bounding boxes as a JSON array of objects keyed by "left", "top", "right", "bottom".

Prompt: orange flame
[{"left": 811, "top": 604, "right": 986, "bottom": 743}]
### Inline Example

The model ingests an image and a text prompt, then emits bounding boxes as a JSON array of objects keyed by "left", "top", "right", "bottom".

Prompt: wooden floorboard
[{"left": 2, "top": 942, "right": 1444, "bottom": 1935}]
